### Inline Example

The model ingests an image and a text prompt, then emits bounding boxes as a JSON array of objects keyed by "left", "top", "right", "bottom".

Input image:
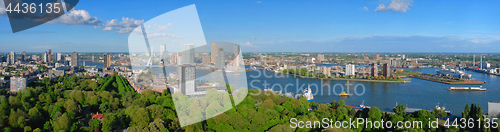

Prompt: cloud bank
[{"left": 375, "top": 0, "right": 413, "bottom": 13}]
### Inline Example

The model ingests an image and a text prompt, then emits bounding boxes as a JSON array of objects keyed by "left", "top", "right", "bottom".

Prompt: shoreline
[
  {"left": 409, "top": 75, "right": 485, "bottom": 85},
  {"left": 288, "top": 73, "right": 410, "bottom": 83}
]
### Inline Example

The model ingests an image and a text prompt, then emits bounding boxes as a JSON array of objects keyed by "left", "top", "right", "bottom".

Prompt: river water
[{"left": 82, "top": 61, "right": 500, "bottom": 114}]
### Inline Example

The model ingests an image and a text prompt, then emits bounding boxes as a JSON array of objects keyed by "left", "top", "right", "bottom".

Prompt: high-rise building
[
  {"left": 6, "top": 55, "right": 10, "bottom": 65},
  {"left": 211, "top": 43, "right": 218, "bottom": 63},
  {"left": 181, "top": 44, "right": 195, "bottom": 65},
  {"left": 160, "top": 44, "right": 169, "bottom": 64},
  {"left": 383, "top": 63, "right": 390, "bottom": 77},
  {"left": 43, "top": 51, "right": 47, "bottom": 63},
  {"left": 10, "top": 51, "right": 15, "bottom": 64},
  {"left": 70, "top": 52, "right": 78, "bottom": 67},
  {"left": 21, "top": 51, "right": 25, "bottom": 62},
  {"left": 171, "top": 53, "right": 177, "bottom": 64},
  {"left": 48, "top": 49, "right": 52, "bottom": 63},
  {"left": 56, "top": 53, "right": 62, "bottom": 62},
  {"left": 177, "top": 54, "right": 182, "bottom": 65},
  {"left": 323, "top": 66, "right": 331, "bottom": 77},
  {"left": 103, "top": 54, "right": 111, "bottom": 68},
  {"left": 178, "top": 65, "right": 196, "bottom": 95},
  {"left": 371, "top": 63, "right": 378, "bottom": 77},
  {"left": 345, "top": 64, "right": 356, "bottom": 76},
  {"left": 216, "top": 48, "right": 225, "bottom": 69},
  {"left": 202, "top": 53, "right": 210, "bottom": 65},
  {"left": 10, "top": 76, "right": 26, "bottom": 92},
  {"left": 233, "top": 44, "right": 240, "bottom": 57}
]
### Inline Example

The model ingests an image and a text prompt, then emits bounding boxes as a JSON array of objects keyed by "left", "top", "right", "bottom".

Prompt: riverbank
[
  {"left": 289, "top": 73, "right": 410, "bottom": 83},
  {"left": 409, "top": 75, "right": 485, "bottom": 85}
]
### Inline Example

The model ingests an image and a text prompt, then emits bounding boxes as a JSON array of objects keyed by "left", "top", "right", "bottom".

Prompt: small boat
[
  {"left": 448, "top": 86, "right": 486, "bottom": 91},
  {"left": 349, "top": 100, "right": 371, "bottom": 109},
  {"left": 338, "top": 92, "right": 351, "bottom": 96},
  {"left": 433, "top": 103, "right": 452, "bottom": 115}
]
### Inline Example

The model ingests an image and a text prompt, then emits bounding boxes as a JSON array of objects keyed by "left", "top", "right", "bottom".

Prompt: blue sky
[{"left": 1, "top": 0, "right": 500, "bottom": 53}]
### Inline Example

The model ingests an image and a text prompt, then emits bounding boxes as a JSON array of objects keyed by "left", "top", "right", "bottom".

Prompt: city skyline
[{"left": 2, "top": 1, "right": 500, "bottom": 52}]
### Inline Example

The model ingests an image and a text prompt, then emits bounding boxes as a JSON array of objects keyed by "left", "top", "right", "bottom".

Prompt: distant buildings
[
  {"left": 10, "top": 76, "right": 26, "bottom": 92},
  {"left": 345, "top": 64, "right": 355, "bottom": 76},
  {"left": 160, "top": 44, "right": 169, "bottom": 64},
  {"left": 383, "top": 63, "right": 390, "bottom": 77},
  {"left": 71, "top": 52, "right": 78, "bottom": 67},
  {"left": 371, "top": 63, "right": 378, "bottom": 77},
  {"left": 317, "top": 54, "right": 325, "bottom": 62},
  {"left": 178, "top": 64, "right": 196, "bottom": 95},
  {"left": 104, "top": 54, "right": 111, "bottom": 68},
  {"left": 171, "top": 53, "right": 177, "bottom": 64},
  {"left": 211, "top": 43, "right": 218, "bottom": 63}
]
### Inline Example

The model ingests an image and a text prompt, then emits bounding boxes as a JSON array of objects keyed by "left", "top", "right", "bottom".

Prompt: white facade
[{"left": 345, "top": 64, "right": 356, "bottom": 76}]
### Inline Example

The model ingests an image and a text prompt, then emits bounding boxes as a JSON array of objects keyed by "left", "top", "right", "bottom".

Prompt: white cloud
[
  {"left": 241, "top": 42, "right": 258, "bottom": 47},
  {"left": 152, "top": 23, "right": 172, "bottom": 31},
  {"left": 102, "top": 17, "right": 144, "bottom": 34},
  {"left": 375, "top": 0, "right": 413, "bottom": 13},
  {"left": 50, "top": 10, "right": 102, "bottom": 25},
  {"left": 257, "top": 1, "right": 262, "bottom": 4},
  {"left": 0, "top": 0, "right": 6, "bottom": 17},
  {"left": 363, "top": 7, "right": 369, "bottom": 11}
]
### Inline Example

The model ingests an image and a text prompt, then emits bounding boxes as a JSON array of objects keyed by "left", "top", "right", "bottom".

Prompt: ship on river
[{"left": 449, "top": 86, "right": 486, "bottom": 91}]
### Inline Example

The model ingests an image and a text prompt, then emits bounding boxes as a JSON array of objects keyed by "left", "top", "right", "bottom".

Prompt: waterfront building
[
  {"left": 323, "top": 66, "right": 331, "bottom": 77},
  {"left": 345, "top": 64, "right": 355, "bottom": 76},
  {"left": 171, "top": 53, "right": 177, "bottom": 64},
  {"left": 371, "top": 63, "right": 378, "bottom": 77},
  {"left": 178, "top": 64, "right": 196, "bottom": 95},
  {"left": 70, "top": 52, "right": 78, "bottom": 67},
  {"left": 233, "top": 44, "right": 240, "bottom": 57},
  {"left": 10, "top": 76, "right": 26, "bottom": 92},
  {"left": 104, "top": 54, "right": 111, "bottom": 68},
  {"left": 211, "top": 43, "right": 217, "bottom": 63},
  {"left": 383, "top": 63, "right": 390, "bottom": 77},
  {"left": 481, "top": 62, "right": 490, "bottom": 69}
]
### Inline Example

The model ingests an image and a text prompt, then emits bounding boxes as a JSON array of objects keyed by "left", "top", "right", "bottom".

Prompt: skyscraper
[
  {"left": 43, "top": 51, "right": 47, "bottom": 63},
  {"left": 71, "top": 52, "right": 78, "bottom": 67},
  {"left": 216, "top": 48, "right": 225, "bottom": 69},
  {"left": 181, "top": 44, "right": 195, "bottom": 65},
  {"left": 104, "top": 54, "right": 111, "bottom": 68},
  {"left": 383, "top": 63, "right": 390, "bottom": 77},
  {"left": 56, "top": 53, "right": 62, "bottom": 63},
  {"left": 160, "top": 44, "right": 169, "bottom": 64},
  {"left": 211, "top": 43, "right": 217, "bottom": 63},
  {"left": 233, "top": 44, "right": 240, "bottom": 57},
  {"left": 171, "top": 53, "right": 177, "bottom": 64},
  {"left": 371, "top": 63, "right": 378, "bottom": 77},
  {"left": 32, "top": 55, "right": 37, "bottom": 61},
  {"left": 10, "top": 51, "right": 14, "bottom": 64},
  {"left": 178, "top": 65, "right": 196, "bottom": 95},
  {"left": 48, "top": 49, "right": 52, "bottom": 63},
  {"left": 21, "top": 51, "right": 25, "bottom": 62},
  {"left": 202, "top": 53, "right": 210, "bottom": 65}
]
